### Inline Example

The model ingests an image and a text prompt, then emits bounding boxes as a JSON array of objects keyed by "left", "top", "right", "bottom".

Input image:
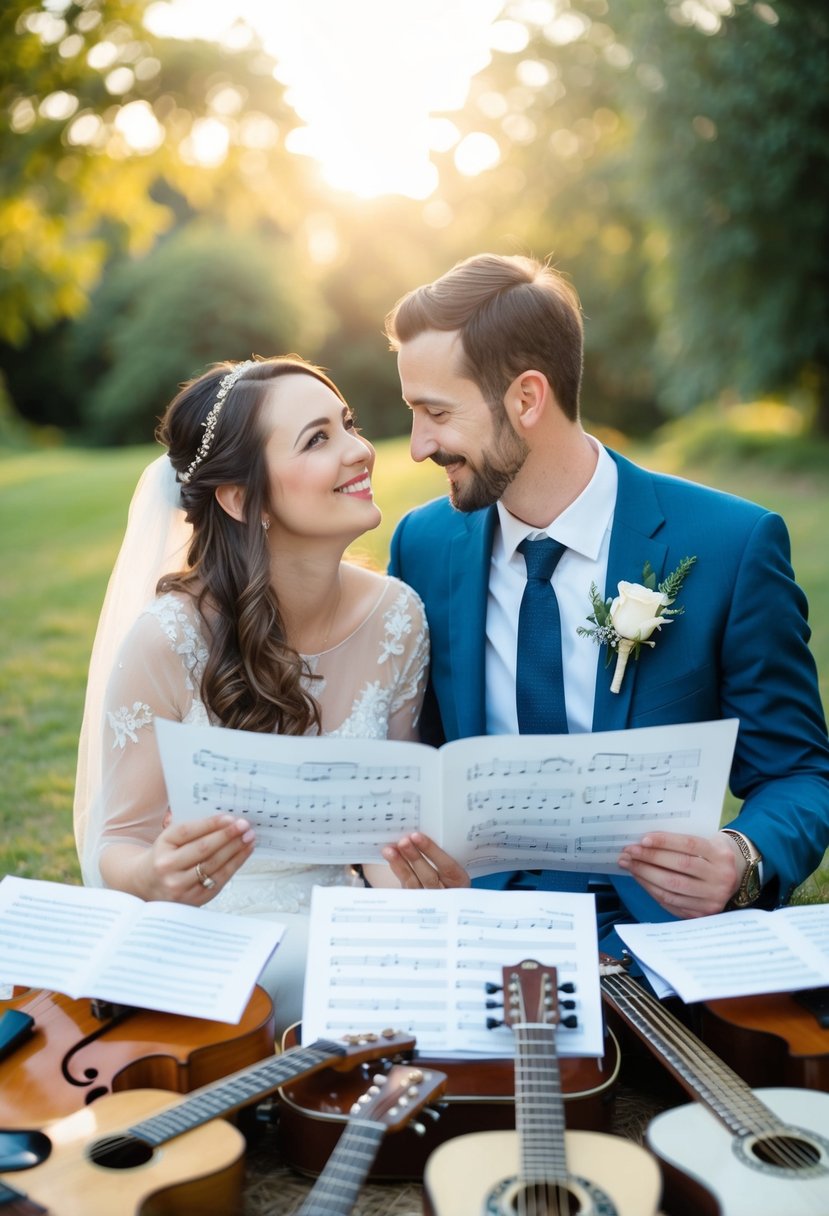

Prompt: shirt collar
[{"left": 496, "top": 437, "right": 617, "bottom": 563}]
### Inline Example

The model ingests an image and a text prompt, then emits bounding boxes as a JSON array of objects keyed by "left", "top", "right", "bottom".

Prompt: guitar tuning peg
[
  {"left": 485, "top": 982, "right": 503, "bottom": 994},
  {"left": 559, "top": 982, "right": 576, "bottom": 994},
  {"left": 410, "top": 1121, "right": 426, "bottom": 1136},
  {"left": 421, "top": 1105, "right": 442, "bottom": 1122},
  {"left": 485, "top": 999, "right": 502, "bottom": 1009},
  {"left": 561, "top": 1014, "right": 578, "bottom": 1029},
  {"left": 560, "top": 999, "right": 576, "bottom": 1010},
  {"left": 486, "top": 1016, "right": 504, "bottom": 1030}
]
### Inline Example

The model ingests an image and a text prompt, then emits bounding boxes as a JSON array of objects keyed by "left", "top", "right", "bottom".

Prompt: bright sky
[{"left": 145, "top": 0, "right": 513, "bottom": 199}]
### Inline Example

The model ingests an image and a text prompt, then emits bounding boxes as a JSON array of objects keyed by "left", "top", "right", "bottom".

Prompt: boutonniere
[{"left": 577, "top": 556, "right": 697, "bottom": 694}]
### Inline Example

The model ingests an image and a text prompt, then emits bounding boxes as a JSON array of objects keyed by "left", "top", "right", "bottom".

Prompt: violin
[
  {"left": 276, "top": 1019, "right": 620, "bottom": 1180},
  {"left": 698, "top": 989, "right": 829, "bottom": 1091},
  {"left": 0, "top": 985, "right": 274, "bottom": 1125}
]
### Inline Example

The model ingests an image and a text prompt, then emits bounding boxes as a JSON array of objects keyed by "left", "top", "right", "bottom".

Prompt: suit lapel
[
  {"left": 592, "top": 453, "right": 668, "bottom": 731},
  {"left": 449, "top": 507, "right": 496, "bottom": 739}
]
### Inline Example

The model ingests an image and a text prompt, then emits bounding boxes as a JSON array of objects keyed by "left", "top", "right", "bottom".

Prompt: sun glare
[{"left": 145, "top": 0, "right": 506, "bottom": 199}]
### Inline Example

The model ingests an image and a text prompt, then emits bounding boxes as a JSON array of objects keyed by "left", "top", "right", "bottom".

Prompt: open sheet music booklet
[
  {"left": 617, "top": 903, "right": 829, "bottom": 1002},
  {"left": 157, "top": 716, "right": 738, "bottom": 878},
  {"left": 301, "top": 885, "right": 605, "bottom": 1058},
  {"left": 0, "top": 876, "right": 283, "bottom": 1023}
]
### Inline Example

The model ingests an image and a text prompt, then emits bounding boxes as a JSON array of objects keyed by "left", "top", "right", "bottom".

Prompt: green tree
[
  {"left": 620, "top": 1, "right": 829, "bottom": 430},
  {"left": 70, "top": 223, "right": 329, "bottom": 444},
  {"left": 0, "top": 0, "right": 308, "bottom": 346}
]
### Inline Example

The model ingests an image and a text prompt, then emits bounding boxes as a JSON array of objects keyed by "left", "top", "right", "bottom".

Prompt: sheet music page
[
  {"left": 439, "top": 719, "right": 738, "bottom": 877},
  {"left": 0, "top": 876, "right": 283, "bottom": 1023},
  {"left": 616, "top": 903, "right": 829, "bottom": 1002},
  {"left": 157, "top": 718, "right": 438, "bottom": 860},
  {"left": 301, "top": 885, "right": 604, "bottom": 1057},
  {"left": 158, "top": 718, "right": 737, "bottom": 877}
]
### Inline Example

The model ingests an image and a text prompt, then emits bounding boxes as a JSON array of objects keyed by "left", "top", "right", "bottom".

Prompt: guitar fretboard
[
  {"left": 514, "top": 1024, "right": 568, "bottom": 1182},
  {"left": 130, "top": 1039, "right": 345, "bottom": 1146},
  {"left": 294, "top": 1120, "right": 386, "bottom": 1216},
  {"left": 600, "top": 967, "right": 786, "bottom": 1138}
]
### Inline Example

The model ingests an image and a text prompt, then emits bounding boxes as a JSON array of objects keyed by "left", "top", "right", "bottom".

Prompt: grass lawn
[{"left": 1, "top": 431, "right": 827, "bottom": 899}]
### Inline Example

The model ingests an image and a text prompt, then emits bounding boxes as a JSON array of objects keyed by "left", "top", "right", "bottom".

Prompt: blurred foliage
[
  {"left": 0, "top": 0, "right": 311, "bottom": 343},
  {"left": 1, "top": 0, "right": 828, "bottom": 443},
  {"left": 620, "top": 1, "right": 829, "bottom": 432},
  {"left": 69, "top": 223, "right": 330, "bottom": 443}
]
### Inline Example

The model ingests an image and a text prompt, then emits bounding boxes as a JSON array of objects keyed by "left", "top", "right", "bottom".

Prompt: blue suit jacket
[{"left": 390, "top": 449, "right": 829, "bottom": 946}]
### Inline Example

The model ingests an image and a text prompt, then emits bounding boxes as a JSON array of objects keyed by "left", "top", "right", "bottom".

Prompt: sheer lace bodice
[{"left": 84, "top": 575, "right": 429, "bottom": 912}]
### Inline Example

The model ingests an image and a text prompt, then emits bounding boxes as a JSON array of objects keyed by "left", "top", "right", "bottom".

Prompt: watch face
[{"left": 745, "top": 863, "right": 762, "bottom": 901}]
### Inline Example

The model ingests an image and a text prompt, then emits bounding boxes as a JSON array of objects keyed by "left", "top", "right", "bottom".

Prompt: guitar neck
[
  {"left": 514, "top": 1024, "right": 567, "bottom": 1182},
  {"left": 129, "top": 1038, "right": 345, "bottom": 1147},
  {"left": 294, "top": 1120, "right": 386, "bottom": 1216},
  {"left": 600, "top": 968, "right": 782, "bottom": 1137}
]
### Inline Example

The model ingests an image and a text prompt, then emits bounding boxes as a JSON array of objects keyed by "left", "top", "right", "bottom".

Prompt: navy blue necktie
[{"left": 516, "top": 537, "right": 568, "bottom": 734}]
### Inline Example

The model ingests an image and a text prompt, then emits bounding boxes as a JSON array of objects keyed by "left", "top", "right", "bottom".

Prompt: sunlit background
[{"left": 1, "top": 0, "right": 827, "bottom": 446}]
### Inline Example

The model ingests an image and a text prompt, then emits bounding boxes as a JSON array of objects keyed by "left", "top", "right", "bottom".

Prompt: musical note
[
  {"left": 587, "top": 748, "right": 700, "bottom": 773},
  {"left": 193, "top": 748, "right": 419, "bottom": 783},
  {"left": 582, "top": 775, "right": 697, "bottom": 807},
  {"left": 467, "top": 755, "right": 575, "bottom": 780}
]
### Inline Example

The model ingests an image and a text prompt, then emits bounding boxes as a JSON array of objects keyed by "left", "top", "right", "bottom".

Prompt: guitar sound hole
[
  {"left": 751, "top": 1134, "right": 821, "bottom": 1170},
  {"left": 88, "top": 1134, "right": 154, "bottom": 1169},
  {"left": 510, "top": 1184, "right": 580, "bottom": 1215}
]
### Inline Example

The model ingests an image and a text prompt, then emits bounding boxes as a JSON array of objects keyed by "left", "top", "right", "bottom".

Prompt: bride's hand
[
  {"left": 139, "top": 813, "right": 256, "bottom": 904},
  {"left": 380, "top": 832, "right": 470, "bottom": 890}
]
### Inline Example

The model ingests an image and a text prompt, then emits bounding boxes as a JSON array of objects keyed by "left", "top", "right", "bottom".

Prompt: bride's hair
[{"left": 156, "top": 355, "right": 346, "bottom": 736}]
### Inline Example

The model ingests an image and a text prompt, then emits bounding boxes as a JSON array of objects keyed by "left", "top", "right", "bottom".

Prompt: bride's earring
[{"left": 261, "top": 517, "right": 270, "bottom": 532}]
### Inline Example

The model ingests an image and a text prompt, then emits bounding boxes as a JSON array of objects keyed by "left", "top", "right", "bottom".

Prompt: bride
[{"left": 74, "top": 355, "right": 430, "bottom": 1031}]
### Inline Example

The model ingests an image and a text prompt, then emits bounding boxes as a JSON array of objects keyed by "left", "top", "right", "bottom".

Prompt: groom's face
[{"left": 397, "top": 329, "right": 528, "bottom": 513}]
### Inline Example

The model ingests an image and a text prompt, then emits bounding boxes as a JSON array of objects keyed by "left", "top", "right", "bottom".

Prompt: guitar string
[{"left": 602, "top": 972, "right": 827, "bottom": 1175}]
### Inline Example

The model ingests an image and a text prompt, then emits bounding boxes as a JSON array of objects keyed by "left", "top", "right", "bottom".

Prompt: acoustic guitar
[
  {"left": 0, "top": 986, "right": 274, "bottom": 1124},
  {"left": 699, "top": 989, "right": 829, "bottom": 1091},
  {"left": 277, "top": 1018, "right": 620, "bottom": 1179},
  {"left": 599, "top": 957, "right": 829, "bottom": 1216},
  {"left": 294, "top": 1063, "right": 447, "bottom": 1216},
  {"left": 423, "top": 960, "right": 661, "bottom": 1216},
  {"left": 0, "top": 1029, "right": 415, "bottom": 1216}
]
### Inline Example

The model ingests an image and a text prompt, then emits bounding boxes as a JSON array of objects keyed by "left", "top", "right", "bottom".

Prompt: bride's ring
[{"left": 195, "top": 862, "right": 216, "bottom": 890}]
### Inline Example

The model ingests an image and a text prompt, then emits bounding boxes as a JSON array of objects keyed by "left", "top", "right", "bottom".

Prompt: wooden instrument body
[
  {"left": 0, "top": 986, "right": 274, "bottom": 1124},
  {"left": 699, "top": 993, "right": 829, "bottom": 1091},
  {"left": 0, "top": 1088, "right": 245, "bottom": 1216},
  {"left": 276, "top": 1022, "right": 620, "bottom": 1180},
  {"left": 646, "top": 1087, "right": 829, "bottom": 1216},
  {"left": 0, "top": 1029, "right": 416, "bottom": 1215},
  {"left": 423, "top": 1127, "right": 661, "bottom": 1216}
]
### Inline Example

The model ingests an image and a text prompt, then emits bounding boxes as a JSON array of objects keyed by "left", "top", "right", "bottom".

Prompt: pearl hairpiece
[{"left": 180, "top": 360, "right": 257, "bottom": 484}]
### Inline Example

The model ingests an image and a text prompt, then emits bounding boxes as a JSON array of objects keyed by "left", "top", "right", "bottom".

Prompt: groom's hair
[{"left": 384, "top": 253, "right": 584, "bottom": 422}]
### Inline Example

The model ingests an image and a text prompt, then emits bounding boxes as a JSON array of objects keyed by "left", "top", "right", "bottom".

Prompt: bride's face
[{"left": 260, "top": 373, "right": 381, "bottom": 543}]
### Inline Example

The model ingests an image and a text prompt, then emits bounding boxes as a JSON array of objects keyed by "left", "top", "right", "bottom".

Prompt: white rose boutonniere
[{"left": 578, "top": 556, "right": 697, "bottom": 694}]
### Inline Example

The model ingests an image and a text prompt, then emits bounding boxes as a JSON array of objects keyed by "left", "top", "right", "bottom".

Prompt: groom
[{"left": 381, "top": 252, "right": 829, "bottom": 950}]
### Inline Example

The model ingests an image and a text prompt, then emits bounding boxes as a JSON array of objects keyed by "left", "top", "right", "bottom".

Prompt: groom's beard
[{"left": 431, "top": 424, "right": 528, "bottom": 513}]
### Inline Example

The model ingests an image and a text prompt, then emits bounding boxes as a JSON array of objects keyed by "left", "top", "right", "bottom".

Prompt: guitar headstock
[
  {"left": 485, "top": 959, "right": 578, "bottom": 1031},
  {"left": 348, "top": 1063, "right": 448, "bottom": 1133},
  {"left": 328, "top": 1029, "right": 417, "bottom": 1072}
]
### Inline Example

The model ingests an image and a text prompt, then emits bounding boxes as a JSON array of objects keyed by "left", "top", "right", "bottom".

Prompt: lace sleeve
[
  {"left": 385, "top": 583, "right": 430, "bottom": 742},
  {"left": 82, "top": 604, "right": 199, "bottom": 884}
]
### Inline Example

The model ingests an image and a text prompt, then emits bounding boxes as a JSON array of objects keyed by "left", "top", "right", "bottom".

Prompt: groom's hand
[{"left": 617, "top": 830, "right": 743, "bottom": 918}]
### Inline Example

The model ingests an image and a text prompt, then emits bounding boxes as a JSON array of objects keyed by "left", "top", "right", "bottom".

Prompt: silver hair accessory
[{"left": 180, "top": 360, "right": 257, "bottom": 484}]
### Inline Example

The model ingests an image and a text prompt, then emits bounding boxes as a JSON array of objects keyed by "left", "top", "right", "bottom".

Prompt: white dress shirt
[{"left": 485, "top": 438, "right": 618, "bottom": 735}]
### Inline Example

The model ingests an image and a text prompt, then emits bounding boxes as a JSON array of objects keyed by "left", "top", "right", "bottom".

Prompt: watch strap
[{"left": 721, "top": 828, "right": 763, "bottom": 907}]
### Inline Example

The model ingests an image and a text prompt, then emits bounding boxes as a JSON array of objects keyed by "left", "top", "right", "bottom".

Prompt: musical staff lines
[{"left": 193, "top": 747, "right": 419, "bottom": 784}]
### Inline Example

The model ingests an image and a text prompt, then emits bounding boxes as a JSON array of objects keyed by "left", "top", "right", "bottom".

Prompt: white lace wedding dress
[{"left": 87, "top": 574, "right": 428, "bottom": 1031}]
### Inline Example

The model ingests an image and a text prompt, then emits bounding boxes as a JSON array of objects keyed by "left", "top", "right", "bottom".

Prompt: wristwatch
[{"left": 721, "top": 828, "right": 763, "bottom": 908}]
